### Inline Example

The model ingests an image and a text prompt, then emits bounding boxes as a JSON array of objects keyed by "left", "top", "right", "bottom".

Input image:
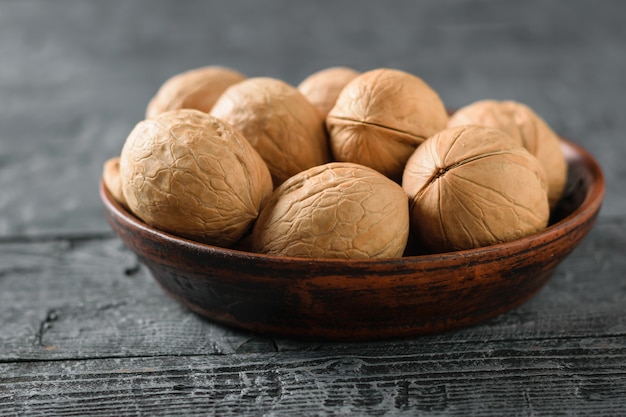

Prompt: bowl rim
[{"left": 100, "top": 136, "right": 605, "bottom": 267}]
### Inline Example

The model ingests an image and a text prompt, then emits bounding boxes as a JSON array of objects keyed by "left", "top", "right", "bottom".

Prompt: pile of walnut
[{"left": 103, "top": 65, "right": 567, "bottom": 259}]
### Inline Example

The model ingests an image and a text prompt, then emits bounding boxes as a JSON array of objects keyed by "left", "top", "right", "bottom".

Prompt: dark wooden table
[{"left": 2, "top": 1, "right": 625, "bottom": 415}]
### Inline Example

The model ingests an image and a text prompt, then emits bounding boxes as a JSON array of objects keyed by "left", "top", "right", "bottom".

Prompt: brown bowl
[{"left": 101, "top": 137, "right": 604, "bottom": 341}]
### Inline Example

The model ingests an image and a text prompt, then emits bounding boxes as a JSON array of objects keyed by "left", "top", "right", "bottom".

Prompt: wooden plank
[
  {"left": 0, "top": 0, "right": 624, "bottom": 238},
  {"left": 1, "top": 1, "right": 624, "bottom": 415},
  {"left": 2, "top": 341, "right": 626, "bottom": 416},
  {"left": 0, "top": 237, "right": 266, "bottom": 360},
  {"left": 1, "top": 218, "right": 625, "bottom": 362}
]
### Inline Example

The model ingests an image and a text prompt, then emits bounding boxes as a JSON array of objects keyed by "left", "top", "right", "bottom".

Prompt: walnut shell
[
  {"left": 145, "top": 66, "right": 246, "bottom": 118},
  {"left": 326, "top": 68, "right": 448, "bottom": 182},
  {"left": 252, "top": 162, "right": 409, "bottom": 259},
  {"left": 102, "top": 156, "right": 127, "bottom": 208},
  {"left": 210, "top": 77, "right": 330, "bottom": 187},
  {"left": 297, "top": 66, "right": 360, "bottom": 117},
  {"left": 119, "top": 109, "right": 273, "bottom": 247},
  {"left": 402, "top": 125, "right": 550, "bottom": 253},
  {"left": 448, "top": 99, "right": 567, "bottom": 208}
]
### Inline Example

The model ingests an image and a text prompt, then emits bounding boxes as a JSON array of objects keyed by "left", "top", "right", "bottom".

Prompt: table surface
[{"left": 1, "top": 1, "right": 625, "bottom": 415}]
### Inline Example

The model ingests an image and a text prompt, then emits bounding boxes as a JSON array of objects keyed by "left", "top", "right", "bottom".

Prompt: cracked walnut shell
[
  {"left": 119, "top": 109, "right": 273, "bottom": 247},
  {"left": 402, "top": 125, "right": 550, "bottom": 253},
  {"left": 326, "top": 68, "right": 448, "bottom": 182},
  {"left": 145, "top": 66, "right": 246, "bottom": 118},
  {"left": 447, "top": 99, "right": 567, "bottom": 208},
  {"left": 210, "top": 77, "right": 330, "bottom": 187},
  {"left": 252, "top": 162, "right": 409, "bottom": 259}
]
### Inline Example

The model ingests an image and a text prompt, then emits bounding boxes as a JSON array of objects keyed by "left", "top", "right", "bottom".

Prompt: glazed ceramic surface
[{"left": 101, "top": 138, "right": 604, "bottom": 341}]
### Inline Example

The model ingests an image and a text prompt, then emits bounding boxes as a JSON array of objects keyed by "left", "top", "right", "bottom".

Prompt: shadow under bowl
[{"left": 101, "top": 137, "right": 605, "bottom": 341}]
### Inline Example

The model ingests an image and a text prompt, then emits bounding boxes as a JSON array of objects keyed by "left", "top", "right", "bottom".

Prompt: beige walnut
[
  {"left": 145, "top": 66, "right": 246, "bottom": 118},
  {"left": 210, "top": 77, "right": 330, "bottom": 187},
  {"left": 252, "top": 162, "right": 409, "bottom": 259},
  {"left": 297, "top": 66, "right": 360, "bottom": 117},
  {"left": 102, "top": 156, "right": 127, "bottom": 208},
  {"left": 402, "top": 125, "right": 550, "bottom": 253},
  {"left": 326, "top": 68, "right": 448, "bottom": 182},
  {"left": 119, "top": 109, "right": 273, "bottom": 247},
  {"left": 448, "top": 99, "right": 567, "bottom": 208}
]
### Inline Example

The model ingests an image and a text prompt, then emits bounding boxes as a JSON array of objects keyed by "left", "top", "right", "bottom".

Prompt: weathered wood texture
[
  {"left": 0, "top": 0, "right": 624, "bottom": 238},
  {"left": 1, "top": 219, "right": 624, "bottom": 361},
  {"left": 1, "top": 219, "right": 625, "bottom": 415},
  {"left": 1, "top": 0, "right": 625, "bottom": 415},
  {"left": 3, "top": 345, "right": 626, "bottom": 417}
]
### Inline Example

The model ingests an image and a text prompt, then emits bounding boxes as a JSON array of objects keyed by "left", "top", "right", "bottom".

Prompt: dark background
[{"left": 1, "top": 0, "right": 623, "bottom": 237}]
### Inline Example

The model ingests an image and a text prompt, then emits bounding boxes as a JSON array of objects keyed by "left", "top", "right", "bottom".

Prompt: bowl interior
[
  {"left": 101, "top": 137, "right": 605, "bottom": 340},
  {"left": 104, "top": 138, "right": 603, "bottom": 262}
]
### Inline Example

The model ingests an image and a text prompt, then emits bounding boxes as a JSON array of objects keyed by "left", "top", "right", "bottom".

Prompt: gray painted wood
[
  {"left": 0, "top": 219, "right": 624, "bottom": 361},
  {"left": 2, "top": 344, "right": 626, "bottom": 417},
  {"left": 1, "top": 219, "right": 625, "bottom": 415},
  {"left": 0, "top": 0, "right": 624, "bottom": 238},
  {"left": 1, "top": 0, "right": 625, "bottom": 415}
]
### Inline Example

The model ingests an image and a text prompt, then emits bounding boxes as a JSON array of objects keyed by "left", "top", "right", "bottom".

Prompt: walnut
[
  {"left": 102, "top": 156, "right": 127, "bottom": 208},
  {"left": 252, "top": 162, "right": 409, "bottom": 259},
  {"left": 402, "top": 125, "right": 550, "bottom": 253},
  {"left": 326, "top": 68, "right": 448, "bottom": 182},
  {"left": 145, "top": 66, "right": 246, "bottom": 118},
  {"left": 210, "top": 77, "right": 330, "bottom": 187},
  {"left": 297, "top": 66, "right": 360, "bottom": 117},
  {"left": 119, "top": 109, "right": 272, "bottom": 247},
  {"left": 447, "top": 99, "right": 567, "bottom": 208}
]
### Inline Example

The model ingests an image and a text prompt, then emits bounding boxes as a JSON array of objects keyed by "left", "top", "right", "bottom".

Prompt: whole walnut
[
  {"left": 119, "top": 109, "right": 273, "bottom": 247},
  {"left": 210, "top": 77, "right": 330, "bottom": 187},
  {"left": 102, "top": 156, "right": 128, "bottom": 208},
  {"left": 326, "top": 68, "right": 448, "bottom": 182},
  {"left": 297, "top": 66, "right": 360, "bottom": 117},
  {"left": 252, "top": 162, "right": 409, "bottom": 259},
  {"left": 402, "top": 125, "right": 550, "bottom": 253},
  {"left": 447, "top": 99, "right": 567, "bottom": 208},
  {"left": 145, "top": 66, "right": 246, "bottom": 118}
]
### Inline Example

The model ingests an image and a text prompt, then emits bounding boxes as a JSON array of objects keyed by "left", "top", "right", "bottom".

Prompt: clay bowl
[{"left": 101, "top": 137, "right": 604, "bottom": 341}]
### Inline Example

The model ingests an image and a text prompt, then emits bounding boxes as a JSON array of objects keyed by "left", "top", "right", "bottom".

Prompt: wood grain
[
  {"left": 2, "top": 341, "right": 626, "bottom": 416},
  {"left": 1, "top": 219, "right": 625, "bottom": 415},
  {"left": 0, "top": 238, "right": 262, "bottom": 361},
  {"left": 2, "top": 220, "right": 624, "bottom": 358},
  {"left": 0, "top": 0, "right": 625, "bottom": 238},
  {"left": 1, "top": 0, "right": 625, "bottom": 414}
]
